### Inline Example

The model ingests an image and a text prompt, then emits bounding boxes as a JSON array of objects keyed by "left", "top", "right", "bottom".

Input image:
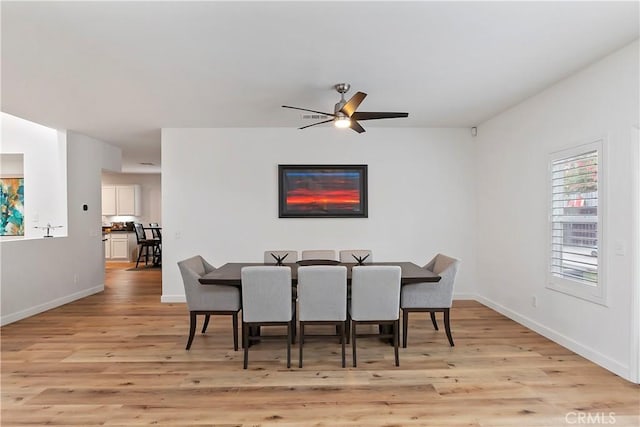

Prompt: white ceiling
[{"left": 2, "top": 1, "right": 638, "bottom": 173}]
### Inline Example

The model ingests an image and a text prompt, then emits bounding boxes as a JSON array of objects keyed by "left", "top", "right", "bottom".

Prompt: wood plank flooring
[{"left": 2, "top": 262, "right": 638, "bottom": 426}]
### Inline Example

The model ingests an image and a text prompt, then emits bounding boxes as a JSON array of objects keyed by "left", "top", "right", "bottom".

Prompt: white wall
[
  {"left": 0, "top": 128, "right": 121, "bottom": 325},
  {"left": 0, "top": 153, "right": 24, "bottom": 177},
  {"left": 1, "top": 113, "right": 67, "bottom": 239},
  {"left": 101, "top": 172, "right": 162, "bottom": 225},
  {"left": 474, "top": 41, "right": 639, "bottom": 381},
  {"left": 161, "top": 127, "right": 477, "bottom": 302}
]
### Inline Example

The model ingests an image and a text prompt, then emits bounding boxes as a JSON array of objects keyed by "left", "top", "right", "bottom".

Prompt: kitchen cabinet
[
  {"left": 110, "top": 233, "right": 129, "bottom": 259},
  {"left": 101, "top": 185, "right": 141, "bottom": 216},
  {"left": 104, "top": 232, "right": 137, "bottom": 261},
  {"left": 101, "top": 186, "right": 117, "bottom": 215}
]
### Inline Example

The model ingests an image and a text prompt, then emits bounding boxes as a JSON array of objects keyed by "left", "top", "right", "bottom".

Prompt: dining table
[
  {"left": 199, "top": 261, "right": 439, "bottom": 346},
  {"left": 198, "top": 261, "right": 440, "bottom": 286}
]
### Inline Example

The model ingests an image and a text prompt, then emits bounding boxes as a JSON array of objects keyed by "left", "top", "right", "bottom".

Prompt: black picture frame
[{"left": 278, "top": 164, "right": 368, "bottom": 218}]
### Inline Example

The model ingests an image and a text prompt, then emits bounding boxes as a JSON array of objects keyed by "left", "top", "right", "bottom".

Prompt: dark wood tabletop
[{"left": 198, "top": 261, "right": 440, "bottom": 286}]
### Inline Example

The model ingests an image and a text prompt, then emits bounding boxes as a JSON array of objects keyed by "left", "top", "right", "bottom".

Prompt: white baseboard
[
  {"left": 1, "top": 285, "right": 104, "bottom": 326},
  {"left": 453, "top": 292, "right": 478, "bottom": 300},
  {"left": 161, "top": 295, "right": 186, "bottom": 303},
  {"left": 475, "top": 295, "right": 631, "bottom": 382}
]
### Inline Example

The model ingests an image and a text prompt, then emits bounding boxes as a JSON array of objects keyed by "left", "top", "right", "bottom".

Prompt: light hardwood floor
[{"left": 1, "top": 263, "right": 638, "bottom": 426}]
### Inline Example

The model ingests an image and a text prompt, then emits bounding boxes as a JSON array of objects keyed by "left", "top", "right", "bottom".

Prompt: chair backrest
[
  {"left": 133, "top": 223, "right": 146, "bottom": 243},
  {"left": 421, "top": 253, "right": 460, "bottom": 307},
  {"left": 263, "top": 250, "right": 298, "bottom": 264},
  {"left": 241, "top": 266, "right": 292, "bottom": 323},
  {"left": 350, "top": 266, "right": 401, "bottom": 321},
  {"left": 301, "top": 250, "right": 336, "bottom": 260},
  {"left": 339, "top": 249, "right": 373, "bottom": 264},
  {"left": 149, "top": 223, "right": 161, "bottom": 239},
  {"left": 177, "top": 255, "right": 218, "bottom": 310},
  {"left": 297, "top": 266, "right": 347, "bottom": 322}
]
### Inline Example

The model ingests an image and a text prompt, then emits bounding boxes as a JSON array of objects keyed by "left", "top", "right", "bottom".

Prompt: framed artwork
[
  {"left": 0, "top": 177, "right": 24, "bottom": 236},
  {"left": 278, "top": 165, "right": 368, "bottom": 218}
]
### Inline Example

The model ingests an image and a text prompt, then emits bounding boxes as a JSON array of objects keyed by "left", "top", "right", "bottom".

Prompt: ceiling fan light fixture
[
  {"left": 282, "top": 82, "right": 408, "bottom": 133},
  {"left": 334, "top": 116, "right": 351, "bottom": 128}
]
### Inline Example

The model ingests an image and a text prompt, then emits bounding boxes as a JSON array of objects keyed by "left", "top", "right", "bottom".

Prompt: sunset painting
[{"left": 279, "top": 165, "right": 367, "bottom": 218}]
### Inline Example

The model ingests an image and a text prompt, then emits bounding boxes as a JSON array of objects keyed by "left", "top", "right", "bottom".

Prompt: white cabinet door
[
  {"left": 116, "top": 186, "right": 136, "bottom": 215},
  {"left": 114, "top": 185, "right": 141, "bottom": 215},
  {"left": 110, "top": 236, "right": 129, "bottom": 259},
  {"left": 102, "top": 186, "right": 116, "bottom": 215},
  {"left": 102, "top": 185, "right": 141, "bottom": 216}
]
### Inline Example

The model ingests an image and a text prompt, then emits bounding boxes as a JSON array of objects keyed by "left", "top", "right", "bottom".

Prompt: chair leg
[
  {"left": 186, "top": 312, "right": 196, "bottom": 350},
  {"left": 135, "top": 245, "right": 144, "bottom": 268},
  {"left": 291, "top": 305, "right": 297, "bottom": 345},
  {"left": 232, "top": 313, "right": 238, "bottom": 351},
  {"left": 287, "top": 321, "right": 292, "bottom": 369},
  {"left": 153, "top": 243, "right": 161, "bottom": 265},
  {"left": 340, "top": 322, "right": 346, "bottom": 368},
  {"left": 352, "top": 321, "right": 357, "bottom": 368},
  {"left": 299, "top": 322, "right": 304, "bottom": 368},
  {"left": 243, "top": 322, "right": 249, "bottom": 369},
  {"left": 394, "top": 320, "right": 400, "bottom": 367},
  {"left": 201, "top": 314, "right": 210, "bottom": 333},
  {"left": 444, "top": 308, "right": 454, "bottom": 347},
  {"left": 241, "top": 320, "right": 247, "bottom": 349},
  {"left": 402, "top": 309, "right": 409, "bottom": 348},
  {"left": 430, "top": 311, "right": 439, "bottom": 330},
  {"left": 346, "top": 313, "right": 351, "bottom": 344}
]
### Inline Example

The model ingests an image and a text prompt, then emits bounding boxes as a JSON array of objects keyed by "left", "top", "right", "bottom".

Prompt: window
[{"left": 548, "top": 140, "right": 605, "bottom": 304}]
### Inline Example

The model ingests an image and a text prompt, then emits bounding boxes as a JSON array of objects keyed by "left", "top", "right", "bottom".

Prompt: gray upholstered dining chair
[
  {"left": 301, "top": 250, "right": 336, "bottom": 260},
  {"left": 297, "top": 266, "right": 348, "bottom": 368},
  {"left": 401, "top": 253, "right": 460, "bottom": 347},
  {"left": 349, "top": 265, "right": 402, "bottom": 367},
  {"left": 177, "top": 256, "right": 241, "bottom": 351},
  {"left": 241, "top": 266, "right": 294, "bottom": 369},
  {"left": 263, "top": 250, "right": 298, "bottom": 264},
  {"left": 339, "top": 249, "right": 373, "bottom": 264}
]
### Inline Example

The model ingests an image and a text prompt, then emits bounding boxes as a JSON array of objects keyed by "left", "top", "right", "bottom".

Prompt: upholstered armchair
[
  {"left": 301, "top": 250, "right": 336, "bottom": 260},
  {"left": 401, "top": 254, "right": 460, "bottom": 347},
  {"left": 178, "top": 256, "right": 241, "bottom": 350}
]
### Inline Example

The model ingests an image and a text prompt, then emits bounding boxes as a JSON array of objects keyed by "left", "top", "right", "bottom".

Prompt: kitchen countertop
[{"left": 102, "top": 228, "right": 134, "bottom": 233}]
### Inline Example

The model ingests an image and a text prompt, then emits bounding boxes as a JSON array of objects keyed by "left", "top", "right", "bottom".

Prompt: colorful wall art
[
  {"left": 0, "top": 177, "right": 25, "bottom": 236},
  {"left": 279, "top": 165, "right": 367, "bottom": 218}
]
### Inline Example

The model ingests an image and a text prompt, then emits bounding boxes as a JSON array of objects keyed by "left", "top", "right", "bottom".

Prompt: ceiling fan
[{"left": 282, "top": 83, "right": 409, "bottom": 133}]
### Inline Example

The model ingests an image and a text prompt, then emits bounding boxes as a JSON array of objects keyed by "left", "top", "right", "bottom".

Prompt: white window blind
[{"left": 550, "top": 148, "right": 599, "bottom": 287}]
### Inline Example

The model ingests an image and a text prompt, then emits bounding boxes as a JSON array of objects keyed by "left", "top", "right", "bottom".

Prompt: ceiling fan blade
[
  {"left": 298, "top": 119, "right": 334, "bottom": 130},
  {"left": 340, "top": 92, "right": 367, "bottom": 117},
  {"left": 350, "top": 112, "right": 409, "bottom": 121},
  {"left": 350, "top": 120, "right": 366, "bottom": 133},
  {"left": 282, "top": 105, "right": 336, "bottom": 117}
]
